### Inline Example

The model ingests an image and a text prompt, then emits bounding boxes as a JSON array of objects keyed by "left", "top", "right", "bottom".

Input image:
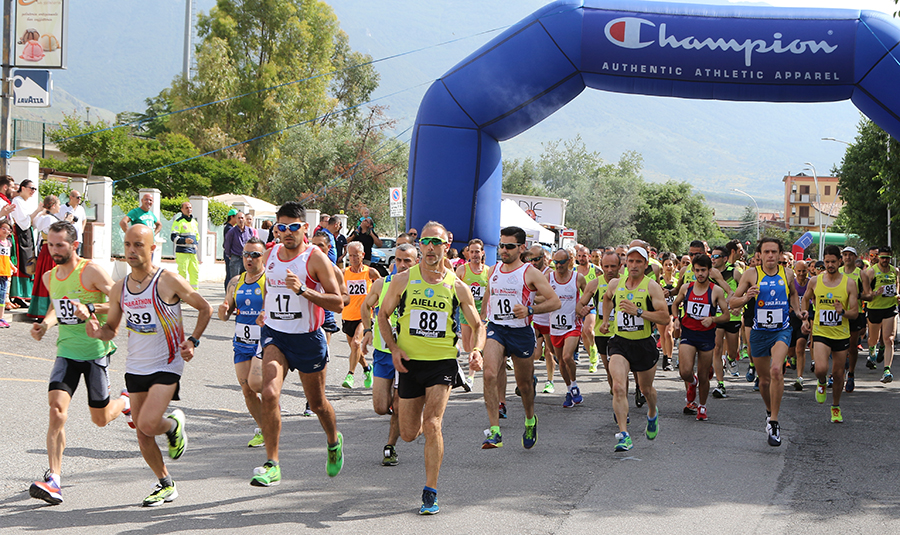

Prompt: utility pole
[
  {"left": 183, "top": 0, "right": 192, "bottom": 81},
  {"left": 1, "top": 0, "right": 12, "bottom": 176}
]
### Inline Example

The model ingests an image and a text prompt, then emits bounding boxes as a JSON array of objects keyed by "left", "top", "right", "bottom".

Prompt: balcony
[
  {"left": 791, "top": 194, "right": 810, "bottom": 203},
  {"left": 790, "top": 217, "right": 812, "bottom": 226}
]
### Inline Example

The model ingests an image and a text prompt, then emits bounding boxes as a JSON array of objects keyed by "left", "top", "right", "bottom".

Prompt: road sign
[{"left": 389, "top": 187, "right": 403, "bottom": 218}]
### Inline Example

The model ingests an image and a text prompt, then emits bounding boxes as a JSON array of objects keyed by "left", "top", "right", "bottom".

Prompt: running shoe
[
  {"left": 686, "top": 375, "right": 697, "bottom": 403},
  {"left": 793, "top": 378, "right": 804, "bottom": 391},
  {"left": 753, "top": 377, "right": 760, "bottom": 391},
  {"left": 740, "top": 347, "right": 749, "bottom": 360},
  {"left": 635, "top": 388, "right": 646, "bottom": 408},
  {"left": 712, "top": 384, "right": 728, "bottom": 398},
  {"left": 302, "top": 404, "right": 315, "bottom": 417},
  {"left": 420, "top": 488, "right": 439, "bottom": 515},
  {"left": 589, "top": 350, "right": 599, "bottom": 371},
  {"left": 250, "top": 461, "right": 281, "bottom": 487},
  {"left": 143, "top": 481, "right": 178, "bottom": 506},
  {"left": 830, "top": 406, "right": 843, "bottom": 423},
  {"left": 542, "top": 381, "right": 555, "bottom": 394},
  {"left": 881, "top": 370, "right": 893, "bottom": 383},
  {"left": 506, "top": 357, "right": 514, "bottom": 370},
  {"left": 482, "top": 429, "right": 503, "bottom": 449},
  {"left": 746, "top": 365, "right": 756, "bottom": 382},
  {"left": 696, "top": 405, "right": 708, "bottom": 421},
  {"left": 877, "top": 344, "right": 885, "bottom": 363},
  {"left": 0, "top": 319, "right": 9, "bottom": 328},
  {"left": 845, "top": 376, "right": 855, "bottom": 392},
  {"left": 683, "top": 401, "right": 697, "bottom": 415},
  {"left": 121, "top": 389, "right": 135, "bottom": 429},
  {"left": 563, "top": 392, "right": 574, "bottom": 408},
  {"left": 588, "top": 362, "right": 598, "bottom": 373},
  {"left": 662, "top": 357, "right": 672, "bottom": 371},
  {"left": 646, "top": 409, "right": 659, "bottom": 439},
  {"left": 499, "top": 402, "right": 508, "bottom": 419},
  {"left": 166, "top": 409, "right": 187, "bottom": 460},
  {"left": 866, "top": 357, "right": 877, "bottom": 370},
  {"left": 466, "top": 376, "right": 475, "bottom": 389},
  {"left": 571, "top": 386, "right": 584, "bottom": 405},
  {"left": 766, "top": 420, "right": 782, "bottom": 447},
  {"left": 383, "top": 444, "right": 398, "bottom": 466},
  {"left": 326, "top": 432, "right": 344, "bottom": 477},
  {"left": 515, "top": 374, "right": 537, "bottom": 397},
  {"left": 364, "top": 369, "right": 374, "bottom": 388},
  {"left": 248, "top": 428, "right": 265, "bottom": 448},
  {"left": 827, "top": 374, "right": 834, "bottom": 388},
  {"left": 342, "top": 373, "right": 355, "bottom": 389},
  {"left": 29, "top": 470, "right": 62, "bottom": 505},
  {"left": 614, "top": 432, "right": 633, "bottom": 452},
  {"left": 788, "top": 357, "right": 796, "bottom": 370},
  {"left": 522, "top": 415, "right": 538, "bottom": 449}
]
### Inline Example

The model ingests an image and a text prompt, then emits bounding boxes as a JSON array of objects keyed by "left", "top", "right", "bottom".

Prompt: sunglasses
[
  {"left": 275, "top": 223, "right": 303, "bottom": 233},
  {"left": 711, "top": 254, "right": 722, "bottom": 259},
  {"left": 242, "top": 251, "right": 264, "bottom": 258},
  {"left": 529, "top": 257, "right": 542, "bottom": 263},
  {"left": 553, "top": 259, "right": 568, "bottom": 265},
  {"left": 499, "top": 243, "right": 523, "bottom": 250},
  {"left": 778, "top": 261, "right": 788, "bottom": 265},
  {"left": 879, "top": 255, "right": 892, "bottom": 259},
  {"left": 419, "top": 237, "right": 447, "bottom": 246},
  {"left": 25, "top": 186, "right": 37, "bottom": 191}
]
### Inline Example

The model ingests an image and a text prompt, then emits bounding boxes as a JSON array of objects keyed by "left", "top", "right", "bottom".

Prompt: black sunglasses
[
  {"left": 242, "top": 251, "right": 264, "bottom": 258},
  {"left": 499, "top": 243, "right": 523, "bottom": 250}
]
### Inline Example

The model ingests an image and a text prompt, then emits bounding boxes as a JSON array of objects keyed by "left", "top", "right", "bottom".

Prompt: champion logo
[{"left": 605, "top": 17, "right": 655, "bottom": 49}]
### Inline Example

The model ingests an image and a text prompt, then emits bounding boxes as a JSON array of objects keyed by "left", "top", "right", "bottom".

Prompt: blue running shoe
[
  {"left": 615, "top": 432, "right": 633, "bottom": 452},
  {"left": 746, "top": 365, "right": 756, "bottom": 383},
  {"left": 563, "top": 392, "right": 574, "bottom": 408},
  {"left": 482, "top": 430, "right": 503, "bottom": 449},
  {"left": 419, "top": 489, "right": 439, "bottom": 515},
  {"left": 522, "top": 416, "right": 537, "bottom": 449},
  {"left": 845, "top": 376, "right": 855, "bottom": 392},
  {"left": 753, "top": 377, "right": 760, "bottom": 391},
  {"left": 571, "top": 386, "right": 584, "bottom": 405},
  {"left": 827, "top": 374, "right": 834, "bottom": 388},
  {"left": 645, "top": 408, "right": 659, "bottom": 440}
]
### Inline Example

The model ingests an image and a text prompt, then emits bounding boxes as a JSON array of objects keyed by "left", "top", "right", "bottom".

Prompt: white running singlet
[
  {"left": 264, "top": 243, "right": 324, "bottom": 334},
  {"left": 487, "top": 262, "right": 534, "bottom": 329},
  {"left": 549, "top": 270, "right": 580, "bottom": 337},
  {"left": 121, "top": 269, "right": 185, "bottom": 376}
]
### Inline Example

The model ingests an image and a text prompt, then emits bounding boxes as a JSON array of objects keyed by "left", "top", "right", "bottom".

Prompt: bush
[{"left": 114, "top": 190, "right": 230, "bottom": 225}]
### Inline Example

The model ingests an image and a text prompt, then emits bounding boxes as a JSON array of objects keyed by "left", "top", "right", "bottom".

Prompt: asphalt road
[{"left": 2, "top": 282, "right": 899, "bottom": 534}]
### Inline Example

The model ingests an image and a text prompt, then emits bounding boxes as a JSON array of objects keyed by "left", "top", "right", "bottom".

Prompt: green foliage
[
  {"left": 502, "top": 158, "right": 547, "bottom": 197},
  {"left": 633, "top": 181, "right": 727, "bottom": 252},
  {"left": 48, "top": 115, "right": 130, "bottom": 178},
  {"left": 38, "top": 179, "right": 70, "bottom": 200},
  {"left": 116, "top": 91, "right": 172, "bottom": 138}
]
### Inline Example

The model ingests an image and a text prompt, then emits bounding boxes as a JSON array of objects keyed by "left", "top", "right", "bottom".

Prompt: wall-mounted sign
[
  {"left": 12, "top": 69, "right": 52, "bottom": 107},
  {"left": 14, "top": 0, "right": 68, "bottom": 69}
]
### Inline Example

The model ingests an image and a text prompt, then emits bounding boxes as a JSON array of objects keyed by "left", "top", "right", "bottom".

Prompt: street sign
[
  {"left": 12, "top": 70, "right": 51, "bottom": 107},
  {"left": 389, "top": 187, "right": 403, "bottom": 218}
]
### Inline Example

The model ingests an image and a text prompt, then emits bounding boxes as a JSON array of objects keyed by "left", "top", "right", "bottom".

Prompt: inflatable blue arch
[{"left": 407, "top": 0, "right": 900, "bottom": 255}]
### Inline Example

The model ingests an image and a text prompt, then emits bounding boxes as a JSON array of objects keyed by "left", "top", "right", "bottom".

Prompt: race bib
[
  {"left": 126, "top": 309, "right": 157, "bottom": 334},
  {"left": 686, "top": 301, "right": 711, "bottom": 319},
  {"left": 470, "top": 284, "right": 484, "bottom": 300},
  {"left": 55, "top": 298, "right": 83, "bottom": 326},
  {"left": 409, "top": 309, "right": 448, "bottom": 338},
  {"left": 269, "top": 292, "right": 303, "bottom": 320},
  {"left": 616, "top": 310, "right": 645, "bottom": 332},
  {"left": 491, "top": 296, "right": 516, "bottom": 321},
  {"left": 551, "top": 312, "right": 573, "bottom": 331},
  {"left": 755, "top": 308, "right": 783, "bottom": 328},
  {"left": 819, "top": 309, "right": 843, "bottom": 327},
  {"left": 883, "top": 284, "right": 896, "bottom": 298},
  {"left": 347, "top": 280, "right": 368, "bottom": 296},
  {"left": 235, "top": 323, "right": 261, "bottom": 344},
  {"left": 0, "top": 245, "right": 10, "bottom": 257}
]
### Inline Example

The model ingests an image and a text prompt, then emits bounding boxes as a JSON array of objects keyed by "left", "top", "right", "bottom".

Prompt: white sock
[{"left": 570, "top": 381, "right": 579, "bottom": 391}]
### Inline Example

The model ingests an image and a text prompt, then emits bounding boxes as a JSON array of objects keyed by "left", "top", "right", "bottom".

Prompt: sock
[
  {"left": 648, "top": 410, "right": 657, "bottom": 421},
  {"left": 525, "top": 416, "right": 536, "bottom": 426},
  {"left": 885, "top": 366, "right": 891, "bottom": 372},
  {"left": 267, "top": 459, "right": 279, "bottom": 467},
  {"left": 570, "top": 381, "right": 579, "bottom": 391},
  {"left": 490, "top": 425, "right": 500, "bottom": 435},
  {"left": 698, "top": 404, "right": 705, "bottom": 410},
  {"left": 717, "top": 381, "right": 724, "bottom": 387},
  {"left": 363, "top": 365, "right": 372, "bottom": 372},
  {"left": 49, "top": 472, "right": 60, "bottom": 487},
  {"left": 159, "top": 475, "right": 173, "bottom": 488},
  {"left": 347, "top": 371, "right": 354, "bottom": 375},
  {"left": 848, "top": 373, "right": 855, "bottom": 378},
  {"left": 766, "top": 410, "right": 771, "bottom": 418},
  {"left": 424, "top": 486, "right": 437, "bottom": 495},
  {"left": 567, "top": 383, "right": 573, "bottom": 393}
]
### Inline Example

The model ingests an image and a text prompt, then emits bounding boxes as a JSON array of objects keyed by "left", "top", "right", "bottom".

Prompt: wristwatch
[
  {"left": 636, "top": 308, "right": 644, "bottom": 317},
  {"left": 362, "top": 328, "right": 373, "bottom": 334},
  {"left": 188, "top": 336, "right": 200, "bottom": 348},
  {"left": 295, "top": 283, "right": 308, "bottom": 296},
  {"left": 86, "top": 303, "right": 96, "bottom": 315}
]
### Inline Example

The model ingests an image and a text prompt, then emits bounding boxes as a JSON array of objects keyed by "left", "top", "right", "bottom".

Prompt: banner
[{"left": 14, "top": 0, "right": 68, "bottom": 69}]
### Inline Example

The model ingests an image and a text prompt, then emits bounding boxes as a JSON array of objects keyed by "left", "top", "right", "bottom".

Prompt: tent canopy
[
  {"left": 212, "top": 194, "right": 278, "bottom": 219},
  {"left": 500, "top": 198, "right": 555, "bottom": 245}
]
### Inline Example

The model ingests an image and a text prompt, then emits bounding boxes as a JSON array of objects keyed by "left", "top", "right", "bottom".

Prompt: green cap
[{"left": 227, "top": 208, "right": 238, "bottom": 217}]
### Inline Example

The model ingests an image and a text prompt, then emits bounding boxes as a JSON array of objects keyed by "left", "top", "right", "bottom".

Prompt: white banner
[{"left": 389, "top": 187, "right": 403, "bottom": 218}]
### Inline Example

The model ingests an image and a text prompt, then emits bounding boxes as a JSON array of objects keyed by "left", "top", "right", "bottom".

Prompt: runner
[
  {"left": 376, "top": 221, "right": 484, "bottom": 514},
  {"left": 481, "top": 226, "right": 560, "bottom": 449},
  {"left": 218, "top": 237, "right": 267, "bottom": 447},
  {"left": 575, "top": 246, "right": 600, "bottom": 373},
  {"left": 527, "top": 246, "right": 556, "bottom": 394},
  {"left": 547, "top": 248, "right": 587, "bottom": 407},
  {"left": 341, "top": 241, "right": 380, "bottom": 389},
  {"left": 800, "top": 245, "right": 859, "bottom": 422},
  {"left": 361, "top": 243, "right": 419, "bottom": 466},
  {"left": 28, "top": 221, "right": 129, "bottom": 505},
  {"left": 599, "top": 246, "right": 670, "bottom": 451},
  {"left": 579, "top": 250, "right": 623, "bottom": 395},
  {"left": 86, "top": 224, "right": 212, "bottom": 505},
  {"left": 731, "top": 237, "right": 801, "bottom": 447},
  {"left": 671, "top": 253, "right": 730, "bottom": 420},
  {"left": 862, "top": 245, "right": 899, "bottom": 382},
  {"left": 659, "top": 253, "right": 678, "bottom": 371},
  {"left": 456, "top": 239, "right": 489, "bottom": 388},
  {"left": 840, "top": 246, "right": 870, "bottom": 392},
  {"left": 787, "top": 260, "right": 810, "bottom": 391},
  {"left": 250, "top": 201, "right": 345, "bottom": 487},
  {"left": 711, "top": 244, "right": 743, "bottom": 397}
]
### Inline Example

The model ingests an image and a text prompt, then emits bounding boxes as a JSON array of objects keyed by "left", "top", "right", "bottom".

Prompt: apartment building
[{"left": 783, "top": 173, "right": 841, "bottom": 230}]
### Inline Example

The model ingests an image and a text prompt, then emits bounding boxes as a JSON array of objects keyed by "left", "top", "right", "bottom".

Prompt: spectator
[
  {"left": 119, "top": 192, "right": 161, "bottom": 234},
  {"left": 0, "top": 220, "right": 15, "bottom": 326},
  {"left": 9, "top": 179, "right": 38, "bottom": 307},
  {"left": 27, "top": 195, "right": 62, "bottom": 319},
  {"left": 319, "top": 216, "right": 337, "bottom": 264},
  {"left": 328, "top": 217, "right": 346, "bottom": 264},
  {"left": 59, "top": 189, "right": 86, "bottom": 253},
  {"left": 348, "top": 215, "right": 382, "bottom": 265},
  {"left": 171, "top": 201, "right": 200, "bottom": 290},
  {"left": 406, "top": 228, "right": 418, "bottom": 241},
  {"left": 0, "top": 175, "right": 12, "bottom": 212},
  {"left": 224, "top": 208, "right": 238, "bottom": 239},
  {"left": 245, "top": 213, "right": 260, "bottom": 238},
  {"left": 259, "top": 219, "right": 272, "bottom": 243},
  {"left": 223, "top": 212, "right": 253, "bottom": 290},
  {"left": 313, "top": 213, "right": 330, "bottom": 236}
]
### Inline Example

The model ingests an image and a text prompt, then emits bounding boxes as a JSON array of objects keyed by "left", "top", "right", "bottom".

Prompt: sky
[{"left": 747, "top": 0, "right": 895, "bottom": 12}]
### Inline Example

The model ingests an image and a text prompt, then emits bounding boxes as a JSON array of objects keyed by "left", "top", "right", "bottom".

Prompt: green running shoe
[
  {"left": 830, "top": 406, "right": 843, "bottom": 423},
  {"left": 327, "top": 432, "right": 344, "bottom": 477},
  {"left": 166, "top": 409, "right": 187, "bottom": 460},
  {"left": 615, "top": 432, "right": 633, "bottom": 452},
  {"left": 250, "top": 461, "right": 281, "bottom": 487},
  {"left": 815, "top": 382, "right": 827, "bottom": 403},
  {"left": 542, "top": 381, "right": 555, "bottom": 394},
  {"left": 143, "top": 482, "right": 178, "bottom": 506},
  {"left": 248, "top": 428, "right": 265, "bottom": 448},
  {"left": 364, "top": 369, "right": 374, "bottom": 388},
  {"left": 382, "top": 444, "right": 399, "bottom": 466},
  {"left": 342, "top": 373, "right": 355, "bottom": 389},
  {"left": 522, "top": 415, "right": 538, "bottom": 449},
  {"left": 645, "top": 408, "right": 659, "bottom": 440}
]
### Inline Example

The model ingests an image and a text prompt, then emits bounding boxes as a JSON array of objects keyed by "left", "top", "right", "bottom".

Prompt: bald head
[{"left": 124, "top": 224, "right": 155, "bottom": 268}]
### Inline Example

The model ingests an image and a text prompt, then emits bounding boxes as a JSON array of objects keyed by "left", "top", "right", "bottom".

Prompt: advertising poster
[{"left": 14, "top": 0, "right": 68, "bottom": 69}]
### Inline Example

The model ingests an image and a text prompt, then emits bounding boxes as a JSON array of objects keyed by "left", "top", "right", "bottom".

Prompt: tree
[
  {"left": 633, "top": 181, "right": 727, "bottom": 253},
  {"left": 48, "top": 115, "right": 129, "bottom": 178},
  {"left": 502, "top": 158, "right": 546, "bottom": 198}
]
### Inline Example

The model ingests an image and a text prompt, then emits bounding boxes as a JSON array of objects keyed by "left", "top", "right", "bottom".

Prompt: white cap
[
  {"left": 842, "top": 246, "right": 858, "bottom": 255},
  {"left": 626, "top": 246, "right": 648, "bottom": 260}
]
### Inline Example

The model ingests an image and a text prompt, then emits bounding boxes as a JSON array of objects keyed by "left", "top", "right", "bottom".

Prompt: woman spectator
[
  {"left": 27, "top": 195, "right": 61, "bottom": 319},
  {"left": 9, "top": 179, "right": 37, "bottom": 307}
]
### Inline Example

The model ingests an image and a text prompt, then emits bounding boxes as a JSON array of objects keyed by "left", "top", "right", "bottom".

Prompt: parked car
[{"left": 370, "top": 237, "right": 396, "bottom": 276}]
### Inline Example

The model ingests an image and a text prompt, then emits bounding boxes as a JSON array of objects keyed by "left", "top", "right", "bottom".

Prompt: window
[
  {"left": 825, "top": 185, "right": 831, "bottom": 196},
  {"left": 800, "top": 185, "right": 810, "bottom": 195},
  {"left": 799, "top": 206, "right": 809, "bottom": 218}
]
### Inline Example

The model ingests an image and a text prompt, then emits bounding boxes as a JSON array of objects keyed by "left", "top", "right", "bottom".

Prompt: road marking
[
  {"left": 0, "top": 377, "right": 45, "bottom": 383},
  {"left": 0, "top": 350, "right": 54, "bottom": 362}
]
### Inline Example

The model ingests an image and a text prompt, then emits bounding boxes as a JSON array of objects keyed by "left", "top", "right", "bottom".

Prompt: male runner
[
  {"left": 361, "top": 243, "right": 419, "bottom": 466},
  {"left": 548, "top": 248, "right": 587, "bottom": 407},
  {"left": 250, "top": 201, "right": 345, "bottom": 487},
  {"left": 528, "top": 246, "right": 556, "bottom": 393},
  {"left": 579, "top": 250, "right": 622, "bottom": 395},
  {"left": 456, "top": 239, "right": 490, "bottom": 388},
  {"left": 218, "top": 237, "right": 267, "bottom": 447},
  {"left": 341, "top": 241, "right": 379, "bottom": 389},
  {"left": 787, "top": 260, "right": 810, "bottom": 391},
  {"left": 599, "top": 246, "right": 670, "bottom": 451},
  {"left": 800, "top": 245, "right": 859, "bottom": 422},
  {"left": 481, "top": 226, "right": 560, "bottom": 449},
  {"left": 86, "top": 224, "right": 212, "bottom": 506},
  {"left": 575, "top": 246, "right": 600, "bottom": 372},
  {"left": 840, "top": 246, "right": 870, "bottom": 392},
  {"left": 28, "top": 221, "right": 129, "bottom": 505},
  {"left": 731, "top": 237, "right": 801, "bottom": 447},
  {"left": 674, "top": 240, "right": 732, "bottom": 294},
  {"left": 377, "top": 221, "right": 484, "bottom": 514},
  {"left": 862, "top": 245, "right": 900, "bottom": 382},
  {"left": 671, "top": 253, "right": 730, "bottom": 420},
  {"left": 711, "top": 244, "right": 743, "bottom": 397}
]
